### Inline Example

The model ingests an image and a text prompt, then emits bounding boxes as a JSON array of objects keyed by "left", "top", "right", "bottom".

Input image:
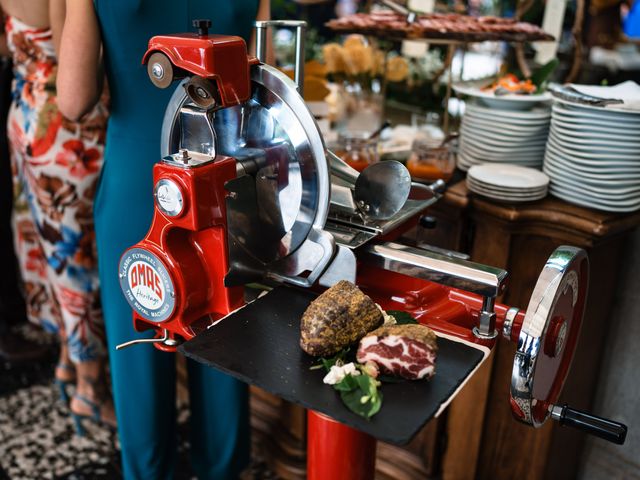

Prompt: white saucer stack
[
  {"left": 457, "top": 102, "right": 551, "bottom": 171},
  {"left": 543, "top": 95, "right": 640, "bottom": 212},
  {"left": 466, "top": 164, "right": 549, "bottom": 203}
]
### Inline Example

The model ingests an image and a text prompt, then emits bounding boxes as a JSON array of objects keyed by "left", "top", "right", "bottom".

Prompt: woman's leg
[
  {"left": 9, "top": 147, "right": 62, "bottom": 340},
  {"left": 95, "top": 143, "right": 179, "bottom": 479},
  {"left": 98, "top": 221, "right": 179, "bottom": 479},
  {"left": 187, "top": 359, "right": 250, "bottom": 480}
]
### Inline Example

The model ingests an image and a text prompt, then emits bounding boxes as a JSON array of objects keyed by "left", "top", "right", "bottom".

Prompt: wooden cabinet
[{"left": 247, "top": 181, "right": 640, "bottom": 479}]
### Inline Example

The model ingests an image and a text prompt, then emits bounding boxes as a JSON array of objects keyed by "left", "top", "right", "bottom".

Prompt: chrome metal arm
[
  {"left": 255, "top": 20, "right": 307, "bottom": 95},
  {"left": 116, "top": 329, "right": 180, "bottom": 350},
  {"left": 360, "top": 242, "right": 508, "bottom": 338},
  {"left": 327, "top": 149, "right": 360, "bottom": 185},
  {"left": 361, "top": 242, "right": 507, "bottom": 297}
]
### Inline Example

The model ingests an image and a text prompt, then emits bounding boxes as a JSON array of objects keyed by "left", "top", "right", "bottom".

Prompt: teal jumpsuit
[{"left": 93, "top": 1, "right": 258, "bottom": 478}]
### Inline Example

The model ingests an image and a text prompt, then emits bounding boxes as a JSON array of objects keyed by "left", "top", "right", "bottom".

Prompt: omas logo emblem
[
  {"left": 129, "top": 261, "right": 164, "bottom": 309},
  {"left": 119, "top": 248, "right": 175, "bottom": 323}
]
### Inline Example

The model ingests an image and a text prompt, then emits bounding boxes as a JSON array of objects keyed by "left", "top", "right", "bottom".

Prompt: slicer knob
[
  {"left": 193, "top": 19, "right": 212, "bottom": 36},
  {"left": 419, "top": 216, "right": 437, "bottom": 229}
]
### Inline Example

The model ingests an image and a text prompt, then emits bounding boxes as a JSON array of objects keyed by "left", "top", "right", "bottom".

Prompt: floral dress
[{"left": 6, "top": 15, "right": 108, "bottom": 362}]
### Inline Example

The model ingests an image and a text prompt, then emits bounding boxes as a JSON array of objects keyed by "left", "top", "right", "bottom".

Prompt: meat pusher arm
[
  {"left": 360, "top": 242, "right": 508, "bottom": 338},
  {"left": 360, "top": 242, "right": 507, "bottom": 297}
]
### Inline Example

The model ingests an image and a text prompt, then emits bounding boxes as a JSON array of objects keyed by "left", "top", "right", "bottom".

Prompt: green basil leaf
[
  {"left": 321, "top": 357, "right": 336, "bottom": 370},
  {"left": 340, "top": 387, "right": 383, "bottom": 419},
  {"left": 334, "top": 374, "right": 359, "bottom": 392},
  {"left": 386, "top": 310, "right": 418, "bottom": 325},
  {"left": 340, "top": 389, "right": 374, "bottom": 418},
  {"left": 368, "top": 391, "right": 383, "bottom": 418},
  {"left": 355, "top": 374, "right": 374, "bottom": 395},
  {"left": 314, "top": 346, "right": 353, "bottom": 372}
]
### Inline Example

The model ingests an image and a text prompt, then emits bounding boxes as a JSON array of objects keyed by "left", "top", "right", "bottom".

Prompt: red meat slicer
[{"left": 116, "top": 19, "right": 627, "bottom": 480}]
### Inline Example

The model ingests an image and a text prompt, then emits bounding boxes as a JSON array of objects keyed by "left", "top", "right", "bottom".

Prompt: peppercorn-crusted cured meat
[
  {"left": 356, "top": 324, "right": 438, "bottom": 380},
  {"left": 326, "top": 12, "right": 553, "bottom": 42},
  {"left": 300, "top": 280, "right": 384, "bottom": 357}
]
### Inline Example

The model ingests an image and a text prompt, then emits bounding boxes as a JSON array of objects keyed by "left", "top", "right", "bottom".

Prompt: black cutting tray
[{"left": 179, "top": 286, "right": 485, "bottom": 445}]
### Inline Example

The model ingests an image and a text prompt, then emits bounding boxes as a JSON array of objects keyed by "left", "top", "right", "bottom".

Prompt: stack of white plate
[
  {"left": 458, "top": 102, "right": 551, "bottom": 171},
  {"left": 543, "top": 100, "right": 640, "bottom": 212},
  {"left": 466, "top": 164, "right": 549, "bottom": 203}
]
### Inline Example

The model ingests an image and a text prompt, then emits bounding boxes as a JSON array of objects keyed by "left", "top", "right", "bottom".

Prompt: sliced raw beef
[{"left": 357, "top": 324, "right": 438, "bottom": 380}]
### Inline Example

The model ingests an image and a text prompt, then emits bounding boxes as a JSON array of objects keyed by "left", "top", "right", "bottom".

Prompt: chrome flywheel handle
[{"left": 510, "top": 246, "right": 589, "bottom": 427}]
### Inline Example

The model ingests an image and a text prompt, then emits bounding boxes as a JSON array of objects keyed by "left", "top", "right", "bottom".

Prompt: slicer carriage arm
[{"left": 360, "top": 241, "right": 508, "bottom": 339}]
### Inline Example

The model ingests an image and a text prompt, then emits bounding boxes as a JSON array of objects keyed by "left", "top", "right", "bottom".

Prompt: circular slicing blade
[
  {"left": 510, "top": 246, "right": 589, "bottom": 427},
  {"left": 160, "top": 66, "right": 330, "bottom": 265}
]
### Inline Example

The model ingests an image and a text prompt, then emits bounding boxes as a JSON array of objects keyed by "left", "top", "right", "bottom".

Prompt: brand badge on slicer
[{"left": 119, "top": 248, "right": 175, "bottom": 322}]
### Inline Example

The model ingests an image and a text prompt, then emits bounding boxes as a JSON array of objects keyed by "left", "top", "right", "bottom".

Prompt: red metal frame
[
  {"left": 143, "top": 34, "right": 256, "bottom": 107},
  {"left": 122, "top": 157, "right": 244, "bottom": 349}
]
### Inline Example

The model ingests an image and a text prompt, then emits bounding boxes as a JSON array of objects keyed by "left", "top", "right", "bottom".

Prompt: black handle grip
[{"left": 555, "top": 404, "right": 627, "bottom": 445}]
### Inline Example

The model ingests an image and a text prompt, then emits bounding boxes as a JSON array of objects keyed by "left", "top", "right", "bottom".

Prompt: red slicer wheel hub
[{"left": 510, "top": 246, "right": 589, "bottom": 427}]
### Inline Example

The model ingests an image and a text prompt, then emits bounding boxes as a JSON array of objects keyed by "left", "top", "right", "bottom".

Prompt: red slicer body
[{"left": 119, "top": 155, "right": 242, "bottom": 350}]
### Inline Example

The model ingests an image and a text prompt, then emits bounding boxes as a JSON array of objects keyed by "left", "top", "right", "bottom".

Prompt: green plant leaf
[
  {"left": 387, "top": 310, "right": 418, "bottom": 325},
  {"left": 334, "top": 374, "right": 359, "bottom": 392},
  {"left": 313, "top": 347, "right": 353, "bottom": 371},
  {"left": 340, "top": 388, "right": 382, "bottom": 419},
  {"left": 531, "top": 58, "right": 559, "bottom": 91},
  {"left": 368, "top": 391, "right": 383, "bottom": 417},
  {"left": 355, "top": 374, "right": 375, "bottom": 396}
]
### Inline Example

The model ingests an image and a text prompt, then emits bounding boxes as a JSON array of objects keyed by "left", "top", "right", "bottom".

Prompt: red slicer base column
[{"left": 307, "top": 410, "right": 377, "bottom": 480}]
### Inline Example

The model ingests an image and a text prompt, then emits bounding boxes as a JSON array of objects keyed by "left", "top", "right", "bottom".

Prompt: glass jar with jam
[
  {"left": 334, "top": 131, "right": 378, "bottom": 172},
  {"left": 406, "top": 112, "right": 455, "bottom": 182},
  {"left": 406, "top": 141, "right": 456, "bottom": 183}
]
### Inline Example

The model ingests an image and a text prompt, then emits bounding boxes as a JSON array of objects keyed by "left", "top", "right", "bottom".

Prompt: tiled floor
[
  {"left": 0, "top": 326, "right": 125, "bottom": 479},
  {"left": 0, "top": 326, "right": 277, "bottom": 480}
]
